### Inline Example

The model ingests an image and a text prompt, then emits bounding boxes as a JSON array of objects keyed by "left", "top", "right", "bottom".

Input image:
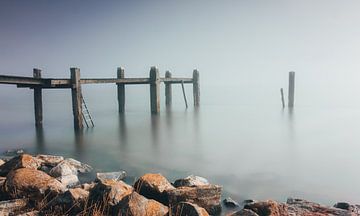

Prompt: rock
[
  {"left": 224, "top": 197, "right": 240, "bottom": 208},
  {"left": 89, "top": 179, "right": 133, "bottom": 207},
  {"left": 228, "top": 209, "right": 260, "bottom": 216},
  {"left": 96, "top": 171, "right": 127, "bottom": 182},
  {"left": 243, "top": 199, "right": 257, "bottom": 205},
  {"left": 57, "top": 174, "right": 80, "bottom": 188},
  {"left": 133, "top": 173, "right": 175, "bottom": 205},
  {"left": 168, "top": 184, "right": 222, "bottom": 215},
  {"left": 0, "top": 198, "right": 28, "bottom": 214},
  {"left": 170, "top": 202, "right": 209, "bottom": 216},
  {"left": 36, "top": 154, "right": 64, "bottom": 166},
  {"left": 116, "top": 192, "right": 168, "bottom": 216},
  {"left": 244, "top": 200, "right": 289, "bottom": 216},
  {"left": 4, "top": 149, "right": 24, "bottom": 156},
  {"left": 80, "top": 182, "right": 96, "bottom": 191},
  {"left": 287, "top": 198, "right": 354, "bottom": 216},
  {"left": 4, "top": 168, "right": 66, "bottom": 200},
  {"left": 0, "top": 154, "right": 42, "bottom": 176},
  {"left": 16, "top": 210, "right": 39, "bottom": 216},
  {"left": 334, "top": 202, "right": 360, "bottom": 214},
  {"left": 49, "top": 161, "right": 77, "bottom": 178},
  {"left": 0, "top": 159, "right": 5, "bottom": 166},
  {"left": 173, "top": 175, "right": 210, "bottom": 187},
  {"left": 63, "top": 158, "right": 92, "bottom": 173},
  {"left": 53, "top": 188, "right": 89, "bottom": 213}
]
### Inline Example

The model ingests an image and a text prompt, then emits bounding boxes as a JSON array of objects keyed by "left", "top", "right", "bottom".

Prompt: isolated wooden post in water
[
  {"left": 117, "top": 67, "right": 125, "bottom": 113},
  {"left": 70, "top": 68, "right": 83, "bottom": 130},
  {"left": 165, "top": 71, "right": 172, "bottom": 107},
  {"left": 193, "top": 69, "right": 200, "bottom": 106},
  {"left": 150, "top": 67, "right": 160, "bottom": 114},
  {"left": 280, "top": 88, "right": 285, "bottom": 108},
  {"left": 288, "top": 71, "right": 295, "bottom": 107},
  {"left": 33, "top": 68, "right": 43, "bottom": 127}
]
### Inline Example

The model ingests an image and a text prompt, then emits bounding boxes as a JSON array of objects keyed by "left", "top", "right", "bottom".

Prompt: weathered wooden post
[
  {"left": 70, "top": 68, "right": 83, "bottom": 130},
  {"left": 117, "top": 67, "right": 125, "bottom": 113},
  {"left": 280, "top": 88, "right": 285, "bottom": 108},
  {"left": 33, "top": 68, "right": 43, "bottom": 127},
  {"left": 288, "top": 71, "right": 295, "bottom": 108},
  {"left": 149, "top": 66, "right": 160, "bottom": 114},
  {"left": 165, "top": 71, "right": 172, "bottom": 107},
  {"left": 193, "top": 69, "right": 200, "bottom": 106}
]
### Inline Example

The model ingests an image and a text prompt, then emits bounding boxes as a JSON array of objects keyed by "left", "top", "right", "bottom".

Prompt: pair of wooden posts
[
  {"left": 281, "top": 71, "right": 295, "bottom": 108},
  {"left": 32, "top": 67, "right": 200, "bottom": 130}
]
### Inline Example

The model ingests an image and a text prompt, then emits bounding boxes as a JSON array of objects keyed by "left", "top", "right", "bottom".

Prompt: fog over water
[{"left": 1, "top": 0, "right": 360, "bottom": 205}]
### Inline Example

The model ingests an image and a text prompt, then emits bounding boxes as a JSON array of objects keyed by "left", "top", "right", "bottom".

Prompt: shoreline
[{"left": 0, "top": 152, "right": 359, "bottom": 216}]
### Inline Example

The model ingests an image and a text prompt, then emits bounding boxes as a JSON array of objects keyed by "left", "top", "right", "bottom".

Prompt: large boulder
[
  {"left": 287, "top": 198, "right": 353, "bottom": 216},
  {"left": 244, "top": 200, "right": 289, "bottom": 216},
  {"left": 170, "top": 202, "right": 209, "bottom": 216},
  {"left": 89, "top": 179, "right": 133, "bottom": 208},
  {"left": 4, "top": 168, "right": 66, "bottom": 200},
  {"left": 168, "top": 184, "right": 222, "bottom": 215},
  {"left": 173, "top": 175, "right": 209, "bottom": 187},
  {"left": 0, "top": 154, "right": 41, "bottom": 176},
  {"left": 133, "top": 173, "right": 175, "bottom": 205},
  {"left": 52, "top": 188, "right": 89, "bottom": 214},
  {"left": 116, "top": 192, "right": 168, "bottom": 216}
]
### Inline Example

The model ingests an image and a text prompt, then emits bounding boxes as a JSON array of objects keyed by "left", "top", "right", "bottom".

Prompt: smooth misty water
[{"left": 1, "top": 84, "right": 360, "bottom": 206}]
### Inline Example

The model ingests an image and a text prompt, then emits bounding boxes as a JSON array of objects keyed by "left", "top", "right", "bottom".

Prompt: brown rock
[
  {"left": 170, "top": 202, "right": 209, "bottom": 216},
  {"left": 16, "top": 210, "right": 39, "bottom": 216},
  {"left": 116, "top": 192, "right": 168, "bottom": 216},
  {"left": 0, "top": 154, "right": 41, "bottom": 176},
  {"left": 134, "top": 173, "right": 175, "bottom": 205},
  {"left": 227, "top": 209, "right": 260, "bottom": 216},
  {"left": 4, "top": 168, "right": 66, "bottom": 200},
  {"left": 80, "top": 182, "right": 96, "bottom": 191},
  {"left": 53, "top": 188, "right": 89, "bottom": 213},
  {"left": 0, "top": 198, "right": 28, "bottom": 215},
  {"left": 173, "top": 175, "right": 210, "bottom": 187},
  {"left": 89, "top": 179, "right": 133, "bottom": 207},
  {"left": 168, "top": 184, "right": 222, "bottom": 215},
  {"left": 244, "top": 200, "right": 289, "bottom": 216},
  {"left": 36, "top": 154, "right": 64, "bottom": 166}
]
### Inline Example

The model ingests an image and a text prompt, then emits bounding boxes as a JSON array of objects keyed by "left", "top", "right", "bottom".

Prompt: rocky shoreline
[{"left": 0, "top": 152, "right": 359, "bottom": 216}]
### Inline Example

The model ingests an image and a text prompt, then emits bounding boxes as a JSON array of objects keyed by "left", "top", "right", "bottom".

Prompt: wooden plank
[
  {"left": 288, "top": 71, "right": 295, "bottom": 107},
  {"left": 161, "top": 78, "right": 193, "bottom": 83},
  {"left": 70, "top": 68, "right": 83, "bottom": 130},
  {"left": 280, "top": 88, "right": 285, "bottom": 108},
  {"left": 150, "top": 67, "right": 160, "bottom": 114},
  {"left": 181, "top": 81, "right": 188, "bottom": 109},
  {"left": 33, "top": 69, "right": 43, "bottom": 127},
  {"left": 193, "top": 69, "right": 200, "bottom": 106},
  {"left": 80, "top": 78, "right": 149, "bottom": 84},
  {"left": 0, "top": 75, "right": 44, "bottom": 85},
  {"left": 117, "top": 67, "right": 125, "bottom": 113},
  {"left": 165, "top": 71, "right": 172, "bottom": 107}
]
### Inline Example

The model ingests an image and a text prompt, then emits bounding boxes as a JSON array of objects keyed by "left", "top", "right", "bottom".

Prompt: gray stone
[
  {"left": 96, "top": 171, "right": 127, "bottom": 182},
  {"left": 57, "top": 174, "right": 80, "bottom": 188},
  {"left": 173, "top": 175, "right": 209, "bottom": 187},
  {"left": 287, "top": 198, "right": 352, "bottom": 216},
  {"left": 0, "top": 159, "right": 5, "bottom": 166},
  {"left": 227, "top": 209, "right": 260, "bottom": 216},
  {"left": 36, "top": 154, "right": 64, "bottom": 166},
  {"left": 223, "top": 197, "right": 240, "bottom": 208},
  {"left": 170, "top": 202, "right": 209, "bottom": 216},
  {"left": 0, "top": 198, "right": 28, "bottom": 214},
  {"left": 63, "top": 158, "right": 92, "bottom": 173},
  {"left": 49, "top": 161, "right": 77, "bottom": 177}
]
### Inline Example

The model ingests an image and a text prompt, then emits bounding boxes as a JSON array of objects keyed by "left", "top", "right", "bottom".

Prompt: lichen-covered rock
[
  {"left": 116, "top": 192, "right": 168, "bottom": 216},
  {"left": 89, "top": 179, "right": 133, "bottom": 207},
  {"left": 244, "top": 200, "right": 289, "bottom": 216},
  {"left": 173, "top": 175, "right": 209, "bottom": 187},
  {"left": 0, "top": 198, "right": 28, "bottom": 215},
  {"left": 170, "top": 202, "right": 209, "bottom": 216},
  {"left": 287, "top": 198, "right": 353, "bottom": 216},
  {"left": 228, "top": 209, "right": 260, "bottom": 216},
  {"left": 0, "top": 154, "right": 41, "bottom": 176},
  {"left": 168, "top": 184, "right": 222, "bottom": 215},
  {"left": 96, "top": 171, "right": 127, "bottom": 182},
  {"left": 133, "top": 173, "right": 175, "bottom": 205},
  {"left": 224, "top": 197, "right": 240, "bottom": 208},
  {"left": 4, "top": 168, "right": 66, "bottom": 200},
  {"left": 49, "top": 161, "right": 77, "bottom": 177},
  {"left": 36, "top": 154, "right": 64, "bottom": 166}
]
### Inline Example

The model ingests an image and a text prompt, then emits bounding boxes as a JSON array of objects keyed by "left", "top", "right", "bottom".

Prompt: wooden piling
[
  {"left": 181, "top": 81, "right": 188, "bottom": 109},
  {"left": 149, "top": 67, "right": 160, "bottom": 114},
  {"left": 33, "top": 68, "right": 43, "bottom": 127},
  {"left": 280, "top": 88, "right": 285, "bottom": 108},
  {"left": 117, "top": 67, "right": 125, "bottom": 113},
  {"left": 70, "top": 68, "right": 83, "bottom": 130},
  {"left": 288, "top": 71, "right": 295, "bottom": 108},
  {"left": 193, "top": 69, "right": 200, "bottom": 106},
  {"left": 165, "top": 71, "right": 172, "bottom": 107}
]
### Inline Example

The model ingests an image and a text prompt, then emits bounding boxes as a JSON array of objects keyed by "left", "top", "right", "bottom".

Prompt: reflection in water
[
  {"left": 287, "top": 107, "right": 295, "bottom": 140},
  {"left": 150, "top": 114, "right": 160, "bottom": 149},
  {"left": 118, "top": 113, "right": 128, "bottom": 149},
  {"left": 74, "top": 129, "right": 84, "bottom": 158},
  {"left": 35, "top": 126, "right": 45, "bottom": 153}
]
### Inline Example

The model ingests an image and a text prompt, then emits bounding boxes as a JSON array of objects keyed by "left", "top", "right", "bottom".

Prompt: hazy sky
[{"left": 1, "top": 0, "right": 360, "bottom": 107}]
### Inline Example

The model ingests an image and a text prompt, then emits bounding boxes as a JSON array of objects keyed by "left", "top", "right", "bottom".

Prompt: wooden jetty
[{"left": 0, "top": 66, "right": 200, "bottom": 130}]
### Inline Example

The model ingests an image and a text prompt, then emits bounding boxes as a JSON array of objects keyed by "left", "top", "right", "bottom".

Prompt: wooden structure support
[
  {"left": 280, "top": 88, "right": 285, "bottom": 108},
  {"left": 288, "top": 71, "right": 295, "bottom": 108},
  {"left": 33, "top": 68, "right": 43, "bottom": 127},
  {"left": 193, "top": 69, "right": 200, "bottom": 106},
  {"left": 149, "top": 67, "right": 160, "bottom": 114},
  {"left": 117, "top": 67, "right": 125, "bottom": 113},
  {"left": 165, "top": 71, "right": 172, "bottom": 107},
  {"left": 70, "top": 68, "right": 83, "bottom": 130}
]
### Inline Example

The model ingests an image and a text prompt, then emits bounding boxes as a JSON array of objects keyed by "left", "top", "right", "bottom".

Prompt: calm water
[{"left": 1, "top": 84, "right": 360, "bottom": 207}]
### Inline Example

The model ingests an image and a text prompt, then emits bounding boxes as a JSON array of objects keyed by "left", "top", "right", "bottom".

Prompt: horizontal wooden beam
[
  {"left": 80, "top": 78, "right": 150, "bottom": 85},
  {"left": 0, "top": 75, "right": 45, "bottom": 85}
]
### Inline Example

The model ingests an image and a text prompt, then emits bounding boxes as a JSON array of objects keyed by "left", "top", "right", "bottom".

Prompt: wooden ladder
[{"left": 81, "top": 95, "right": 94, "bottom": 128}]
